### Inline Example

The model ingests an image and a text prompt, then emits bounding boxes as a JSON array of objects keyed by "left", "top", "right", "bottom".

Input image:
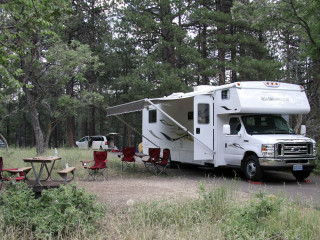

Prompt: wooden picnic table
[{"left": 24, "top": 156, "right": 61, "bottom": 187}]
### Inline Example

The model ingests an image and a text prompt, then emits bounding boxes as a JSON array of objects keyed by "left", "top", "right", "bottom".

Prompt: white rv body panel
[{"left": 214, "top": 82, "right": 310, "bottom": 115}]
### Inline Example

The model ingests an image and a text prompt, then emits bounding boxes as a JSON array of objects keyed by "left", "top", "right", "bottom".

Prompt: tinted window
[
  {"left": 149, "top": 109, "right": 157, "bottom": 123},
  {"left": 198, "top": 103, "right": 209, "bottom": 124},
  {"left": 221, "top": 89, "right": 230, "bottom": 100},
  {"left": 242, "top": 115, "right": 295, "bottom": 135},
  {"left": 79, "top": 137, "right": 88, "bottom": 142}
]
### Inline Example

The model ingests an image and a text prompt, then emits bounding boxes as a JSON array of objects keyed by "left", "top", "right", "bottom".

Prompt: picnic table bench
[{"left": 57, "top": 167, "right": 76, "bottom": 183}]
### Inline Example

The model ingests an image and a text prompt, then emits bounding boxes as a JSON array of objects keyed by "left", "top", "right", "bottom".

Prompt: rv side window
[
  {"left": 221, "top": 89, "right": 230, "bottom": 100},
  {"left": 229, "top": 117, "right": 241, "bottom": 135},
  {"left": 198, "top": 104, "right": 209, "bottom": 124},
  {"left": 149, "top": 109, "right": 157, "bottom": 123},
  {"left": 188, "top": 111, "right": 193, "bottom": 120}
]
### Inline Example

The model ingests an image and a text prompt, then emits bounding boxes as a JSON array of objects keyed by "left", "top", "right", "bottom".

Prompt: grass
[
  {"left": 103, "top": 184, "right": 320, "bottom": 240},
  {"left": 1, "top": 148, "right": 320, "bottom": 239},
  {"left": 0, "top": 147, "right": 145, "bottom": 180}
]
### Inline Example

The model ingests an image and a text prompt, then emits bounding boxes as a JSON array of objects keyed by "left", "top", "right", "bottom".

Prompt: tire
[
  {"left": 292, "top": 170, "right": 311, "bottom": 181},
  {"left": 243, "top": 155, "right": 263, "bottom": 181},
  {"left": 169, "top": 160, "right": 179, "bottom": 169}
]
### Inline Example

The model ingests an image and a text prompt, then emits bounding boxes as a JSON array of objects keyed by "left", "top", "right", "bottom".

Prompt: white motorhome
[{"left": 107, "top": 81, "right": 318, "bottom": 181}]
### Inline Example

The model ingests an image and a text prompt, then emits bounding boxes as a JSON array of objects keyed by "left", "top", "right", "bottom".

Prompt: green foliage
[
  {"left": 116, "top": 184, "right": 233, "bottom": 239},
  {"left": 0, "top": 182, "right": 103, "bottom": 239},
  {"left": 110, "top": 185, "right": 320, "bottom": 240},
  {"left": 222, "top": 191, "right": 320, "bottom": 240},
  {"left": 57, "top": 95, "right": 80, "bottom": 117}
]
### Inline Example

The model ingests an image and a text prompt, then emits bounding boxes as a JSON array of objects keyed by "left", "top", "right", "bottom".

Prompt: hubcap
[{"left": 247, "top": 161, "right": 256, "bottom": 177}]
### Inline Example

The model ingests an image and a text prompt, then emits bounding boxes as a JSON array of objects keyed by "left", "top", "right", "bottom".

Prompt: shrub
[
  {"left": 222, "top": 191, "right": 320, "bottom": 240},
  {"left": 0, "top": 182, "right": 104, "bottom": 239}
]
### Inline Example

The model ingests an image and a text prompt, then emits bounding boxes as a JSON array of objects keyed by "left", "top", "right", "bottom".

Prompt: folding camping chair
[
  {"left": 154, "top": 149, "right": 170, "bottom": 175},
  {"left": 142, "top": 148, "right": 160, "bottom": 173},
  {"left": 81, "top": 151, "right": 108, "bottom": 181},
  {"left": 121, "top": 147, "right": 136, "bottom": 172}
]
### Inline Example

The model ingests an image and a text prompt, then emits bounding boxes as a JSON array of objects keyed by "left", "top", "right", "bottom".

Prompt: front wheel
[
  {"left": 292, "top": 170, "right": 311, "bottom": 181},
  {"left": 243, "top": 155, "right": 263, "bottom": 181}
]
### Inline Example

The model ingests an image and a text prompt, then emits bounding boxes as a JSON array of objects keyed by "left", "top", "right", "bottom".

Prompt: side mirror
[
  {"left": 223, "top": 124, "right": 231, "bottom": 135},
  {"left": 300, "top": 125, "right": 306, "bottom": 136}
]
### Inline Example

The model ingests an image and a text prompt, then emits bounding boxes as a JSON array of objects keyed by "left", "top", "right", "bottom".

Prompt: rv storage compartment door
[{"left": 194, "top": 95, "right": 214, "bottom": 160}]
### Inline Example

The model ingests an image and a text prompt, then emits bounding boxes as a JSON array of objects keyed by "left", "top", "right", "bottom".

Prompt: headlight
[{"left": 261, "top": 144, "right": 275, "bottom": 157}]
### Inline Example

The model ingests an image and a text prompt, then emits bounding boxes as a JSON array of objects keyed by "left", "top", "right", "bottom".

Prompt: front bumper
[{"left": 259, "top": 157, "right": 318, "bottom": 171}]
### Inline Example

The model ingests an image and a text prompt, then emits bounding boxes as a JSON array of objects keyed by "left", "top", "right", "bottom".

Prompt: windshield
[{"left": 242, "top": 115, "right": 295, "bottom": 135}]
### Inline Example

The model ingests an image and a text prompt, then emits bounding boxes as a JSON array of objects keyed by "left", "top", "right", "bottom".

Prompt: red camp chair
[
  {"left": 121, "top": 147, "right": 136, "bottom": 172},
  {"left": 81, "top": 151, "right": 108, "bottom": 181},
  {"left": 154, "top": 149, "right": 170, "bottom": 175},
  {"left": 142, "top": 148, "right": 160, "bottom": 173}
]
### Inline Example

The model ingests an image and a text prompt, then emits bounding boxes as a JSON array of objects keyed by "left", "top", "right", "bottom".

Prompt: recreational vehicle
[{"left": 107, "top": 81, "right": 318, "bottom": 181}]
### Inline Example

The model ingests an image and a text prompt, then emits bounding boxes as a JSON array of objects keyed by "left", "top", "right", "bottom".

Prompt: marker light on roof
[
  {"left": 300, "top": 85, "right": 304, "bottom": 90},
  {"left": 236, "top": 82, "right": 241, "bottom": 87},
  {"left": 264, "top": 81, "right": 280, "bottom": 88}
]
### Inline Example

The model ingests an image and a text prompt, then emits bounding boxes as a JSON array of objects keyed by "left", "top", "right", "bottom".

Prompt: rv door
[{"left": 194, "top": 95, "right": 214, "bottom": 160}]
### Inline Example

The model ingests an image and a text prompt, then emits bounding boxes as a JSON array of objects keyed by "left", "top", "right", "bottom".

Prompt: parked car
[
  {"left": 75, "top": 134, "right": 118, "bottom": 150},
  {"left": 0, "top": 138, "right": 5, "bottom": 148}
]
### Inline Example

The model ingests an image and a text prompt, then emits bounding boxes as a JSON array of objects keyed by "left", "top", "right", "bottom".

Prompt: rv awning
[
  {"left": 106, "top": 89, "right": 215, "bottom": 117},
  {"left": 107, "top": 99, "right": 147, "bottom": 116},
  {"left": 106, "top": 98, "right": 182, "bottom": 116}
]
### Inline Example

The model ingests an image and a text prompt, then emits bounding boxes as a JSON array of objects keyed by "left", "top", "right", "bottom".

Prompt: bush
[
  {"left": 222, "top": 191, "right": 320, "bottom": 240},
  {"left": 0, "top": 182, "right": 104, "bottom": 239}
]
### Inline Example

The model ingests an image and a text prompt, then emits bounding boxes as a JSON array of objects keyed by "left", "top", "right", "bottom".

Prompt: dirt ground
[
  {"left": 76, "top": 176, "right": 202, "bottom": 208},
  {"left": 75, "top": 160, "right": 251, "bottom": 209}
]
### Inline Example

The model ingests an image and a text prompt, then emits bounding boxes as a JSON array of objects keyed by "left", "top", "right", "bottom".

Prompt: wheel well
[{"left": 241, "top": 151, "right": 258, "bottom": 170}]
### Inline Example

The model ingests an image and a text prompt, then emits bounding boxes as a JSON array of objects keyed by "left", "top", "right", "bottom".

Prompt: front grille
[
  {"left": 285, "top": 160, "right": 308, "bottom": 164},
  {"left": 277, "top": 142, "right": 313, "bottom": 157}
]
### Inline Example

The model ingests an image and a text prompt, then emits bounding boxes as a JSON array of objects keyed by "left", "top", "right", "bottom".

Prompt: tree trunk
[
  {"left": 202, "top": 25, "right": 209, "bottom": 85},
  {"left": 83, "top": 120, "right": 88, "bottom": 137},
  {"left": 66, "top": 79, "right": 75, "bottom": 147},
  {"left": 310, "top": 59, "right": 320, "bottom": 109},
  {"left": 294, "top": 114, "right": 302, "bottom": 134},
  {"left": 24, "top": 87, "right": 46, "bottom": 155},
  {"left": 230, "top": 23, "right": 237, "bottom": 83},
  {"left": 6, "top": 103, "right": 10, "bottom": 145},
  {"left": 91, "top": 106, "right": 95, "bottom": 135},
  {"left": 216, "top": 0, "right": 232, "bottom": 85},
  {"left": 160, "top": 0, "right": 175, "bottom": 67},
  {"left": 66, "top": 117, "right": 75, "bottom": 148}
]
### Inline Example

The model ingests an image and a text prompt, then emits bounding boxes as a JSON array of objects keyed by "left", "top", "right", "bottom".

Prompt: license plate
[{"left": 293, "top": 165, "right": 303, "bottom": 171}]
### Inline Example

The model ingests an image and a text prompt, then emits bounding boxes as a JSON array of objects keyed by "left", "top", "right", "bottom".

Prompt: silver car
[{"left": 0, "top": 138, "right": 5, "bottom": 148}]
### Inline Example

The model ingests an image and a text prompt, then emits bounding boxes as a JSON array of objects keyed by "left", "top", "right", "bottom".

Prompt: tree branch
[{"left": 288, "top": 0, "right": 317, "bottom": 47}]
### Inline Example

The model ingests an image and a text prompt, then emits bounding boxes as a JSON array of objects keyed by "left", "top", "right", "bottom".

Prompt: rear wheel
[
  {"left": 243, "top": 155, "right": 263, "bottom": 181},
  {"left": 292, "top": 170, "right": 311, "bottom": 181}
]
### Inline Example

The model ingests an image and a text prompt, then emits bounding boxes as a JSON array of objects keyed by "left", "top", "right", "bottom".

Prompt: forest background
[{"left": 0, "top": 0, "right": 319, "bottom": 155}]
